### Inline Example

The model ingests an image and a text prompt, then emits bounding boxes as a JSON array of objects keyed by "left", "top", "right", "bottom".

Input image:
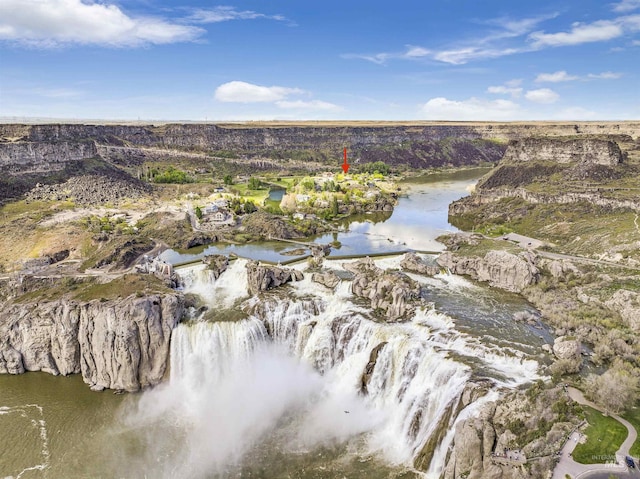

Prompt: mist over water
[
  {"left": 109, "top": 255, "right": 544, "bottom": 479},
  {"left": 114, "top": 335, "right": 383, "bottom": 478}
]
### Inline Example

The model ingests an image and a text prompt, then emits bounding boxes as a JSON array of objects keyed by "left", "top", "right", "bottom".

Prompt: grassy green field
[
  {"left": 228, "top": 183, "right": 270, "bottom": 203},
  {"left": 573, "top": 406, "right": 628, "bottom": 464},
  {"left": 622, "top": 407, "right": 640, "bottom": 457}
]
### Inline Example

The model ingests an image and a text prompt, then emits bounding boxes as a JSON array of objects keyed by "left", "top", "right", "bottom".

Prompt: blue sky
[{"left": 1, "top": 0, "right": 639, "bottom": 121}]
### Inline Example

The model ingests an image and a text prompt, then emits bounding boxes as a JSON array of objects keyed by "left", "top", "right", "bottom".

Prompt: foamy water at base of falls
[{"left": 122, "top": 258, "right": 544, "bottom": 478}]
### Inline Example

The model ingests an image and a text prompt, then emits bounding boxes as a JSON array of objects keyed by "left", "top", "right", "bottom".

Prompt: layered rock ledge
[
  {"left": 0, "top": 294, "right": 183, "bottom": 391},
  {"left": 437, "top": 250, "right": 540, "bottom": 293},
  {"left": 246, "top": 261, "right": 303, "bottom": 294}
]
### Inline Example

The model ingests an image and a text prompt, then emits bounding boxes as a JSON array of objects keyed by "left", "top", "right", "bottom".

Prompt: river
[
  {"left": 0, "top": 168, "right": 551, "bottom": 479},
  {"left": 160, "top": 168, "right": 489, "bottom": 265}
]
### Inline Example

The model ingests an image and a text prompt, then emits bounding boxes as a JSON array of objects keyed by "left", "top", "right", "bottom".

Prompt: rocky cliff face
[
  {"left": 1, "top": 122, "right": 637, "bottom": 175},
  {"left": 443, "top": 385, "right": 577, "bottom": 479},
  {"left": 0, "top": 140, "right": 98, "bottom": 174},
  {"left": 0, "top": 294, "right": 183, "bottom": 391},
  {"left": 501, "top": 137, "right": 625, "bottom": 166},
  {"left": 437, "top": 250, "right": 540, "bottom": 293}
]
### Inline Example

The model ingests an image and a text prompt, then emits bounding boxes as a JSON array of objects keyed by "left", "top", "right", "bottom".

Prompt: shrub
[
  {"left": 154, "top": 167, "right": 191, "bottom": 184},
  {"left": 248, "top": 177, "right": 262, "bottom": 189}
]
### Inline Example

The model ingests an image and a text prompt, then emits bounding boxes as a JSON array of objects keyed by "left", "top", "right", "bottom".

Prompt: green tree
[
  {"left": 361, "top": 161, "right": 390, "bottom": 175},
  {"left": 248, "top": 177, "right": 261, "bottom": 189},
  {"left": 331, "top": 196, "right": 339, "bottom": 216},
  {"left": 300, "top": 177, "right": 315, "bottom": 192},
  {"left": 154, "top": 166, "right": 191, "bottom": 184},
  {"left": 585, "top": 361, "right": 640, "bottom": 414},
  {"left": 223, "top": 174, "right": 233, "bottom": 185},
  {"left": 243, "top": 201, "right": 257, "bottom": 213},
  {"left": 194, "top": 206, "right": 203, "bottom": 219}
]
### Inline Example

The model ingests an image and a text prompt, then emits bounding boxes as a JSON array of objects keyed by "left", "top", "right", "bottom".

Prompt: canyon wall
[
  {"left": 0, "top": 293, "right": 183, "bottom": 391},
  {"left": 501, "top": 137, "right": 625, "bottom": 166},
  {"left": 1, "top": 121, "right": 638, "bottom": 171}
]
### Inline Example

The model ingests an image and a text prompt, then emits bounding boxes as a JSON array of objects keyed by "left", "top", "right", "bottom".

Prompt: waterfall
[
  {"left": 157, "top": 258, "right": 542, "bottom": 478},
  {"left": 176, "top": 259, "right": 249, "bottom": 308}
]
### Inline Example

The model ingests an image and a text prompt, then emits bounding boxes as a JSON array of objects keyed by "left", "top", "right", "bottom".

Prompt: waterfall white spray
[
  {"left": 177, "top": 259, "right": 249, "bottom": 309},
  {"left": 121, "top": 256, "right": 542, "bottom": 478}
]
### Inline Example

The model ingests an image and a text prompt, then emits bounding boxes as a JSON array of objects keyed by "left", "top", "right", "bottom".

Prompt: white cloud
[
  {"left": 340, "top": 52, "right": 391, "bottom": 64},
  {"left": 587, "top": 71, "right": 623, "bottom": 79},
  {"left": 0, "top": 0, "right": 203, "bottom": 47},
  {"left": 341, "top": 45, "right": 429, "bottom": 64},
  {"left": 187, "top": 6, "right": 288, "bottom": 24},
  {"left": 275, "top": 100, "right": 343, "bottom": 112},
  {"left": 534, "top": 70, "right": 623, "bottom": 82},
  {"left": 612, "top": 0, "right": 640, "bottom": 12},
  {"left": 421, "top": 97, "right": 521, "bottom": 121},
  {"left": 487, "top": 79, "right": 523, "bottom": 98},
  {"left": 344, "top": 14, "right": 553, "bottom": 65},
  {"left": 525, "top": 88, "right": 560, "bottom": 104},
  {"left": 535, "top": 71, "right": 579, "bottom": 82},
  {"left": 215, "top": 81, "right": 304, "bottom": 103},
  {"left": 404, "top": 45, "right": 431, "bottom": 58},
  {"left": 214, "top": 81, "right": 342, "bottom": 113},
  {"left": 487, "top": 85, "right": 523, "bottom": 98},
  {"left": 433, "top": 47, "right": 521, "bottom": 65},
  {"left": 529, "top": 19, "right": 623, "bottom": 47}
]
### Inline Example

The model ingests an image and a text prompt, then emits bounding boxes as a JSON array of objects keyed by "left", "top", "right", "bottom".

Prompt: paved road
[{"left": 552, "top": 387, "right": 639, "bottom": 479}]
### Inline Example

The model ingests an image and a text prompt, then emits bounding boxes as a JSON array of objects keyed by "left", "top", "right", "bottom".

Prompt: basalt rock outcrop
[
  {"left": 501, "top": 137, "right": 625, "bottom": 166},
  {"left": 437, "top": 250, "right": 540, "bottom": 293},
  {"left": 0, "top": 140, "right": 98, "bottom": 174},
  {"left": 552, "top": 336, "right": 582, "bottom": 361},
  {"left": 344, "top": 257, "right": 422, "bottom": 321},
  {"left": 0, "top": 294, "right": 183, "bottom": 391},
  {"left": 443, "top": 385, "right": 578, "bottom": 479},
  {"left": 400, "top": 252, "right": 440, "bottom": 276},
  {"left": 450, "top": 135, "right": 639, "bottom": 219},
  {"left": 202, "top": 254, "right": 229, "bottom": 279},
  {"left": 245, "top": 261, "right": 303, "bottom": 294},
  {"left": 605, "top": 289, "right": 640, "bottom": 331},
  {"left": 311, "top": 270, "right": 340, "bottom": 289}
]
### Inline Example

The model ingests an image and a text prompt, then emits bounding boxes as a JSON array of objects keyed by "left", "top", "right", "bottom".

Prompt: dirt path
[{"left": 497, "top": 233, "right": 640, "bottom": 272}]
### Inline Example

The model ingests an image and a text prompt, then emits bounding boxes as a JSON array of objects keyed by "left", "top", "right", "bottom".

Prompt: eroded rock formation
[
  {"left": 437, "top": 250, "right": 540, "bottom": 293},
  {"left": 400, "top": 251, "right": 440, "bottom": 276},
  {"left": 0, "top": 294, "right": 183, "bottom": 391},
  {"left": 311, "top": 270, "right": 340, "bottom": 289},
  {"left": 344, "top": 257, "right": 422, "bottom": 321},
  {"left": 202, "top": 254, "right": 229, "bottom": 279},
  {"left": 246, "top": 261, "right": 303, "bottom": 294}
]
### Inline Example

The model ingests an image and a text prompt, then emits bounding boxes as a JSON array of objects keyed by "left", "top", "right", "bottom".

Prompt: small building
[
  {"left": 213, "top": 186, "right": 225, "bottom": 193},
  {"left": 296, "top": 194, "right": 310, "bottom": 203},
  {"left": 204, "top": 204, "right": 219, "bottom": 215},
  {"left": 213, "top": 198, "right": 228, "bottom": 208},
  {"left": 211, "top": 211, "right": 227, "bottom": 222},
  {"left": 293, "top": 212, "right": 305, "bottom": 220}
]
